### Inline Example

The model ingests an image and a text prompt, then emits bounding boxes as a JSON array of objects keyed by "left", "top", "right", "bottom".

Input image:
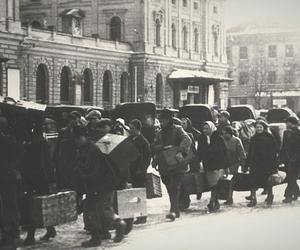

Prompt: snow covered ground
[{"left": 20, "top": 182, "right": 300, "bottom": 250}]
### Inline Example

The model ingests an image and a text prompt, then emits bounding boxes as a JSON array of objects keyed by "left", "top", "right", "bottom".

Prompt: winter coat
[
  {"left": 130, "top": 134, "right": 151, "bottom": 179},
  {"left": 280, "top": 129, "right": 300, "bottom": 168},
  {"left": 75, "top": 140, "right": 116, "bottom": 195},
  {"left": 198, "top": 131, "right": 229, "bottom": 172},
  {"left": 152, "top": 124, "right": 192, "bottom": 174},
  {"left": 247, "top": 132, "right": 278, "bottom": 188},
  {"left": 224, "top": 136, "right": 246, "bottom": 174}
]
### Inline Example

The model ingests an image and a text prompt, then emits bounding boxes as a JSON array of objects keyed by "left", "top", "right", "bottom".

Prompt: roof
[
  {"left": 168, "top": 69, "right": 232, "bottom": 82},
  {"left": 0, "top": 96, "right": 46, "bottom": 111}
]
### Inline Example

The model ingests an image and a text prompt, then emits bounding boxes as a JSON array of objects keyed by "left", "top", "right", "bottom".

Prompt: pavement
[{"left": 19, "top": 181, "right": 300, "bottom": 250}]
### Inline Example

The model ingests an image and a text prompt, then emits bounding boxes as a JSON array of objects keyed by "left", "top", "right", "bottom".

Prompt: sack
[
  {"left": 233, "top": 172, "right": 252, "bottom": 191},
  {"left": 146, "top": 173, "right": 162, "bottom": 199},
  {"left": 268, "top": 171, "right": 287, "bottom": 186},
  {"left": 217, "top": 175, "right": 234, "bottom": 200},
  {"left": 161, "top": 147, "right": 195, "bottom": 171},
  {"left": 182, "top": 172, "right": 208, "bottom": 195}
]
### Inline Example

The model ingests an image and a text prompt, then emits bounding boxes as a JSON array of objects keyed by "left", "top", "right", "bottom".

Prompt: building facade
[
  {"left": 227, "top": 23, "right": 300, "bottom": 112},
  {"left": 0, "top": 0, "right": 229, "bottom": 110}
]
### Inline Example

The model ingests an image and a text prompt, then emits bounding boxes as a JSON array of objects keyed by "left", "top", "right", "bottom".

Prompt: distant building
[
  {"left": 227, "top": 22, "right": 300, "bottom": 112},
  {"left": 0, "top": 0, "right": 230, "bottom": 110}
]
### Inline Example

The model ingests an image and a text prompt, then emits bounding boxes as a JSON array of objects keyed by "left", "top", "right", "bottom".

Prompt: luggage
[
  {"left": 268, "top": 171, "right": 287, "bottom": 186},
  {"left": 114, "top": 188, "right": 147, "bottom": 219},
  {"left": 30, "top": 191, "right": 77, "bottom": 228},
  {"left": 146, "top": 173, "right": 162, "bottom": 199},
  {"left": 160, "top": 146, "right": 195, "bottom": 172},
  {"left": 96, "top": 133, "right": 139, "bottom": 172},
  {"left": 233, "top": 172, "right": 252, "bottom": 191},
  {"left": 217, "top": 175, "right": 234, "bottom": 200},
  {"left": 182, "top": 172, "right": 208, "bottom": 195}
]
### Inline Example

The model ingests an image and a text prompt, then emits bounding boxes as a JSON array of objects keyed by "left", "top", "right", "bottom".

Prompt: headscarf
[{"left": 204, "top": 121, "right": 217, "bottom": 144}]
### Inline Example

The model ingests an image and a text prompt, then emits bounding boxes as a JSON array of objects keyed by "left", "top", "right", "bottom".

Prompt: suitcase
[
  {"left": 30, "top": 191, "right": 77, "bottom": 228},
  {"left": 182, "top": 172, "right": 208, "bottom": 195},
  {"left": 233, "top": 173, "right": 252, "bottom": 191},
  {"left": 96, "top": 133, "right": 139, "bottom": 172},
  {"left": 146, "top": 173, "right": 162, "bottom": 199},
  {"left": 114, "top": 188, "right": 147, "bottom": 219},
  {"left": 217, "top": 175, "right": 234, "bottom": 200}
]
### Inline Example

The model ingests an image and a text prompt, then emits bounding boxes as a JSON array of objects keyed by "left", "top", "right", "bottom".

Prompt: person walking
[
  {"left": 217, "top": 111, "right": 231, "bottom": 135},
  {"left": 128, "top": 119, "right": 151, "bottom": 224},
  {"left": 0, "top": 116, "right": 19, "bottom": 250},
  {"left": 222, "top": 125, "right": 246, "bottom": 205},
  {"left": 280, "top": 117, "right": 300, "bottom": 203},
  {"left": 152, "top": 109, "right": 192, "bottom": 221},
  {"left": 198, "top": 121, "right": 229, "bottom": 212},
  {"left": 246, "top": 121, "right": 278, "bottom": 207},
  {"left": 73, "top": 126, "right": 126, "bottom": 247}
]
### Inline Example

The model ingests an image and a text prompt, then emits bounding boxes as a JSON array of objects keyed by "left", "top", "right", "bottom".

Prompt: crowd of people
[{"left": 0, "top": 107, "right": 300, "bottom": 250}]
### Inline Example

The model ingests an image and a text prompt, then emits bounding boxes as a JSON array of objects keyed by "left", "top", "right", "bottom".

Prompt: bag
[
  {"left": 217, "top": 175, "right": 234, "bottom": 200},
  {"left": 161, "top": 146, "right": 195, "bottom": 171},
  {"left": 233, "top": 172, "right": 252, "bottom": 191},
  {"left": 146, "top": 173, "right": 162, "bottom": 199},
  {"left": 268, "top": 171, "right": 287, "bottom": 186},
  {"left": 182, "top": 172, "right": 208, "bottom": 195},
  {"left": 206, "top": 170, "right": 224, "bottom": 188}
]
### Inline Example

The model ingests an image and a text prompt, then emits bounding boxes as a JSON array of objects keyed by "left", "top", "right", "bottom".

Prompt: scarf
[{"left": 204, "top": 121, "right": 217, "bottom": 145}]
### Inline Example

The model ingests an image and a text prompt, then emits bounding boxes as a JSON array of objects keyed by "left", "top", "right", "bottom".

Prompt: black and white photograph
[{"left": 0, "top": 0, "right": 300, "bottom": 249}]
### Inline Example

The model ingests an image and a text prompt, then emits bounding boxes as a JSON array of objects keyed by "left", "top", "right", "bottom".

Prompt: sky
[{"left": 225, "top": 0, "right": 300, "bottom": 29}]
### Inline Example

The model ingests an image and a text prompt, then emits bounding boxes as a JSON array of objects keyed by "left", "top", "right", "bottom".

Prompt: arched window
[
  {"left": 31, "top": 20, "right": 42, "bottom": 29},
  {"left": 172, "top": 24, "right": 177, "bottom": 49},
  {"left": 120, "top": 72, "right": 130, "bottom": 103},
  {"left": 103, "top": 70, "right": 113, "bottom": 103},
  {"left": 194, "top": 28, "right": 199, "bottom": 52},
  {"left": 36, "top": 64, "right": 49, "bottom": 104},
  {"left": 110, "top": 16, "right": 121, "bottom": 41},
  {"left": 60, "top": 66, "right": 72, "bottom": 103},
  {"left": 156, "top": 73, "right": 163, "bottom": 106},
  {"left": 83, "top": 69, "right": 93, "bottom": 104},
  {"left": 182, "top": 26, "right": 188, "bottom": 50},
  {"left": 155, "top": 19, "right": 161, "bottom": 47}
]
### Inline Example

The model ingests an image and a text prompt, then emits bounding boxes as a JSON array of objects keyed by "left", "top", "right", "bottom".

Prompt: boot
[
  {"left": 292, "top": 195, "right": 298, "bottom": 201},
  {"left": 245, "top": 195, "right": 253, "bottom": 201},
  {"left": 261, "top": 189, "right": 268, "bottom": 195},
  {"left": 124, "top": 218, "right": 133, "bottom": 235},
  {"left": 23, "top": 229, "right": 36, "bottom": 246},
  {"left": 165, "top": 213, "right": 176, "bottom": 222},
  {"left": 196, "top": 193, "right": 202, "bottom": 200},
  {"left": 81, "top": 233, "right": 101, "bottom": 248},
  {"left": 134, "top": 216, "right": 147, "bottom": 225},
  {"left": 101, "top": 231, "right": 111, "bottom": 240},
  {"left": 247, "top": 197, "right": 257, "bottom": 207},
  {"left": 282, "top": 197, "right": 293, "bottom": 203},
  {"left": 114, "top": 219, "right": 126, "bottom": 243},
  {"left": 265, "top": 194, "right": 274, "bottom": 207},
  {"left": 207, "top": 200, "right": 214, "bottom": 212},
  {"left": 224, "top": 198, "right": 233, "bottom": 205},
  {"left": 40, "top": 227, "right": 56, "bottom": 241}
]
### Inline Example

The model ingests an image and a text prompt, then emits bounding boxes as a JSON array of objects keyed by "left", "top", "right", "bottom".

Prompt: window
[
  {"left": 103, "top": 70, "right": 112, "bottom": 102},
  {"left": 194, "top": 2, "right": 199, "bottom": 9},
  {"left": 239, "top": 46, "right": 248, "bottom": 59},
  {"left": 120, "top": 72, "right": 130, "bottom": 103},
  {"left": 36, "top": 64, "right": 49, "bottom": 104},
  {"left": 194, "top": 28, "right": 199, "bottom": 52},
  {"left": 156, "top": 74, "right": 163, "bottom": 106},
  {"left": 110, "top": 16, "right": 121, "bottom": 41},
  {"left": 268, "top": 45, "right": 277, "bottom": 58},
  {"left": 183, "top": 0, "right": 187, "bottom": 7},
  {"left": 155, "top": 19, "right": 161, "bottom": 47},
  {"left": 285, "top": 45, "right": 294, "bottom": 57},
  {"left": 171, "top": 24, "right": 177, "bottom": 49},
  {"left": 213, "top": 6, "right": 218, "bottom": 14},
  {"left": 83, "top": 69, "right": 93, "bottom": 104},
  {"left": 239, "top": 72, "right": 249, "bottom": 85},
  {"left": 227, "top": 47, "right": 232, "bottom": 61},
  {"left": 284, "top": 70, "right": 294, "bottom": 83},
  {"left": 268, "top": 71, "right": 277, "bottom": 83},
  {"left": 182, "top": 26, "right": 188, "bottom": 51},
  {"left": 60, "top": 66, "right": 72, "bottom": 103},
  {"left": 172, "top": 0, "right": 176, "bottom": 4}
]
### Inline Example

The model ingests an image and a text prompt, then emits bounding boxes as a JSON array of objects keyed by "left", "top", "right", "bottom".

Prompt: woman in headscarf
[
  {"left": 246, "top": 120, "right": 278, "bottom": 207},
  {"left": 181, "top": 118, "right": 201, "bottom": 142},
  {"left": 198, "top": 121, "right": 229, "bottom": 212}
]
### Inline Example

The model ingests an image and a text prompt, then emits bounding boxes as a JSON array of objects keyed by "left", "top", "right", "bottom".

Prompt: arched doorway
[
  {"left": 103, "top": 70, "right": 113, "bottom": 104},
  {"left": 36, "top": 64, "right": 49, "bottom": 104},
  {"left": 120, "top": 72, "right": 130, "bottom": 103},
  {"left": 110, "top": 16, "right": 122, "bottom": 41},
  {"left": 60, "top": 66, "right": 72, "bottom": 104},
  {"left": 83, "top": 69, "right": 93, "bottom": 105},
  {"left": 156, "top": 73, "right": 163, "bottom": 107}
]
